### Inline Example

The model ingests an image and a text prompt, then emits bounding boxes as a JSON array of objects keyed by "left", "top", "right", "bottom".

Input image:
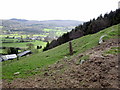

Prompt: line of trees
[{"left": 43, "top": 9, "right": 120, "bottom": 51}]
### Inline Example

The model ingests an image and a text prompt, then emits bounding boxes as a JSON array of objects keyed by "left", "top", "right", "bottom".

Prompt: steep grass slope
[
  {"left": 3, "top": 38, "right": 119, "bottom": 88},
  {"left": 2, "top": 24, "right": 119, "bottom": 80}
]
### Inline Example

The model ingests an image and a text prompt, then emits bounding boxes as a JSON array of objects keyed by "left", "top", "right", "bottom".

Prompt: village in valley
[{"left": 0, "top": 19, "right": 81, "bottom": 62}]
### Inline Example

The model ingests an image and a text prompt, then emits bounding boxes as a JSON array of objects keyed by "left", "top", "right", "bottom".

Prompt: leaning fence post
[
  {"left": 69, "top": 41, "right": 73, "bottom": 55},
  {"left": 17, "top": 56, "right": 19, "bottom": 60}
]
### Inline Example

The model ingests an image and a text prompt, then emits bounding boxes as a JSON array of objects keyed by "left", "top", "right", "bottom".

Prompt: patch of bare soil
[{"left": 2, "top": 38, "right": 120, "bottom": 88}]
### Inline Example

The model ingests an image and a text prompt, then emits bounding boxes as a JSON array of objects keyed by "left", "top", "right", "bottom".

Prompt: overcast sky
[{"left": 0, "top": 0, "right": 119, "bottom": 21}]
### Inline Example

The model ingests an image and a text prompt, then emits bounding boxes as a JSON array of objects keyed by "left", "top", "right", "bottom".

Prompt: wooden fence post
[{"left": 69, "top": 41, "right": 73, "bottom": 55}]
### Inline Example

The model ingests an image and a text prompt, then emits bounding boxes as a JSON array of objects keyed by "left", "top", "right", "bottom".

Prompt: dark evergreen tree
[
  {"left": 6, "top": 47, "right": 18, "bottom": 54},
  {"left": 43, "top": 41, "right": 50, "bottom": 51}
]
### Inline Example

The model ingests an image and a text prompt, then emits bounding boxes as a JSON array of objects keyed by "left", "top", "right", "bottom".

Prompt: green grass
[
  {"left": 0, "top": 49, "right": 3, "bottom": 53},
  {"left": 0, "top": 26, "right": 3, "bottom": 28},
  {"left": 104, "top": 47, "right": 120, "bottom": 55},
  {"left": 2, "top": 24, "right": 119, "bottom": 80},
  {"left": 0, "top": 62, "right": 2, "bottom": 80}
]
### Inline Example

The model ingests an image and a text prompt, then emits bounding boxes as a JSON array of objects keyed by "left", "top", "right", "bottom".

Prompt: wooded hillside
[{"left": 43, "top": 9, "right": 120, "bottom": 51}]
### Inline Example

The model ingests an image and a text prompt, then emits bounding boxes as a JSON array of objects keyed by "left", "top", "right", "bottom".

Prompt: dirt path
[{"left": 2, "top": 38, "right": 119, "bottom": 88}]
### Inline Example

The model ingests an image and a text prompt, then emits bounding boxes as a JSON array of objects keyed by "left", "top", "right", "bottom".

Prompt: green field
[
  {"left": 2, "top": 40, "right": 47, "bottom": 48},
  {"left": 56, "top": 31, "right": 67, "bottom": 36},
  {"left": 2, "top": 24, "right": 119, "bottom": 80},
  {"left": 0, "top": 34, "right": 26, "bottom": 38},
  {"left": 2, "top": 38, "right": 21, "bottom": 42},
  {"left": 43, "top": 28, "right": 53, "bottom": 31},
  {"left": 43, "top": 28, "right": 62, "bottom": 32},
  {"left": 0, "top": 26, "right": 3, "bottom": 28},
  {"left": 1, "top": 40, "right": 47, "bottom": 54},
  {"left": 42, "top": 28, "right": 68, "bottom": 36},
  {"left": 33, "top": 34, "right": 47, "bottom": 37},
  {"left": 0, "top": 34, "right": 47, "bottom": 38}
]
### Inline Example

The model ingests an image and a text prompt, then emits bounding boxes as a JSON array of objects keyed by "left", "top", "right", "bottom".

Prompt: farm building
[
  {"left": 17, "top": 50, "right": 32, "bottom": 57},
  {"left": 0, "top": 54, "right": 17, "bottom": 61},
  {"left": 0, "top": 57, "right": 3, "bottom": 62},
  {"left": 0, "top": 50, "right": 32, "bottom": 62}
]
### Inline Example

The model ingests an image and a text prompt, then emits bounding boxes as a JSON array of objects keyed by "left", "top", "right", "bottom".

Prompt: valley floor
[{"left": 2, "top": 38, "right": 119, "bottom": 88}]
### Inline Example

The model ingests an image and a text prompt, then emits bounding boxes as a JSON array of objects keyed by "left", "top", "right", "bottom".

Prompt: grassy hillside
[{"left": 2, "top": 24, "right": 119, "bottom": 80}]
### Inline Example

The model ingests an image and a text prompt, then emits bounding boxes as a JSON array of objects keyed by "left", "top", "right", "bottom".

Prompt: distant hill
[
  {"left": 1, "top": 19, "right": 83, "bottom": 34},
  {"left": 1, "top": 19, "right": 83, "bottom": 40},
  {"left": 10, "top": 18, "right": 28, "bottom": 22}
]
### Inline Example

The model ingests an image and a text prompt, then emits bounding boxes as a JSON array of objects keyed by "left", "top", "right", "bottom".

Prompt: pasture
[{"left": 2, "top": 40, "right": 47, "bottom": 48}]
